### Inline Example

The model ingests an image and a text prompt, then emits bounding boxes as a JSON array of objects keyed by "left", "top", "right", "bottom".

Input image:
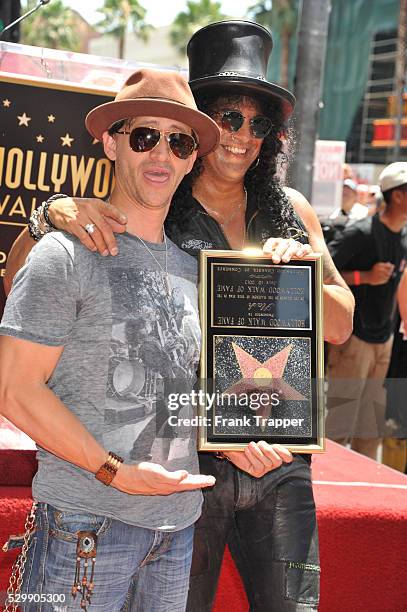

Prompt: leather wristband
[
  {"left": 28, "top": 194, "right": 69, "bottom": 241},
  {"left": 43, "top": 193, "right": 71, "bottom": 228},
  {"left": 95, "top": 452, "right": 123, "bottom": 486}
]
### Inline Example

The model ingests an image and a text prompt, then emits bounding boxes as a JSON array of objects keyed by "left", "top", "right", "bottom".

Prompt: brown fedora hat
[{"left": 85, "top": 68, "right": 220, "bottom": 157}]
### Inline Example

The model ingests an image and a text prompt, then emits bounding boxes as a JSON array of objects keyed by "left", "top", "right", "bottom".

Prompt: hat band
[
  {"left": 115, "top": 96, "right": 190, "bottom": 107},
  {"left": 206, "top": 72, "right": 267, "bottom": 81}
]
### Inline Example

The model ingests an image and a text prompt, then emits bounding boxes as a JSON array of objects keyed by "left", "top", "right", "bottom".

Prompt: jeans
[
  {"left": 187, "top": 453, "right": 320, "bottom": 612},
  {"left": 16, "top": 502, "right": 194, "bottom": 611}
]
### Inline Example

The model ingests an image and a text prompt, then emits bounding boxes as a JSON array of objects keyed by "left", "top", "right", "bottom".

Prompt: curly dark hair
[{"left": 168, "top": 91, "right": 298, "bottom": 238}]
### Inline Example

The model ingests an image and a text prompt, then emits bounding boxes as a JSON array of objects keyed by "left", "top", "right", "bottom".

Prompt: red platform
[{"left": 1, "top": 442, "right": 406, "bottom": 612}]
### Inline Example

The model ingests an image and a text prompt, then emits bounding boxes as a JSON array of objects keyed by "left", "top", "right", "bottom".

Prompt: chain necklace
[
  {"left": 105, "top": 197, "right": 171, "bottom": 294},
  {"left": 200, "top": 188, "right": 247, "bottom": 228},
  {"left": 135, "top": 231, "right": 171, "bottom": 295}
]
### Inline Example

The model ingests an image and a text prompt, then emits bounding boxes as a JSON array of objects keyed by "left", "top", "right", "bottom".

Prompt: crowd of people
[{"left": 0, "top": 17, "right": 405, "bottom": 612}]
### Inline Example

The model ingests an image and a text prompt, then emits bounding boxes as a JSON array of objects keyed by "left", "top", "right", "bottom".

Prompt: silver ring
[{"left": 84, "top": 223, "right": 95, "bottom": 235}]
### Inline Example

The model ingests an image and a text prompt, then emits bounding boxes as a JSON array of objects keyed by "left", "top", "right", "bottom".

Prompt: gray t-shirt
[{"left": 0, "top": 231, "right": 202, "bottom": 531}]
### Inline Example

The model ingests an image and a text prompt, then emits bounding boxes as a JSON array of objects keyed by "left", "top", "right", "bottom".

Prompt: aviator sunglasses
[
  {"left": 116, "top": 126, "right": 198, "bottom": 159},
  {"left": 215, "top": 110, "right": 273, "bottom": 139}
]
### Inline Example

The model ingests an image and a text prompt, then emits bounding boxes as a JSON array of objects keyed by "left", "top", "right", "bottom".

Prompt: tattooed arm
[{"left": 286, "top": 187, "right": 354, "bottom": 345}]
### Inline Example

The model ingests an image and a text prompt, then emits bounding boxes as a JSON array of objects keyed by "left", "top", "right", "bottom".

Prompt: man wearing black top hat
[
  {"left": 6, "top": 21, "right": 354, "bottom": 611},
  {"left": 1, "top": 68, "right": 220, "bottom": 611}
]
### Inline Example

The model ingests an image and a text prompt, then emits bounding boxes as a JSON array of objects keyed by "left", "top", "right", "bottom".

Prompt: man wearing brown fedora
[
  {"left": 0, "top": 68, "right": 223, "bottom": 611},
  {"left": 5, "top": 21, "right": 354, "bottom": 612}
]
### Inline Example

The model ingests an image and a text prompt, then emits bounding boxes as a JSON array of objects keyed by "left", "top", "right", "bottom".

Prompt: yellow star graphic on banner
[
  {"left": 61, "top": 133, "right": 74, "bottom": 147},
  {"left": 48, "top": 114, "right": 55, "bottom": 123},
  {"left": 36, "top": 134, "right": 44, "bottom": 143},
  {"left": 17, "top": 112, "right": 31, "bottom": 126},
  {"left": 2, "top": 99, "right": 11, "bottom": 107}
]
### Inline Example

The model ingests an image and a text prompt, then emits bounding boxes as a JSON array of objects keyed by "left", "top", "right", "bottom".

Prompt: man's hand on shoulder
[
  {"left": 113, "top": 461, "right": 216, "bottom": 496},
  {"left": 48, "top": 196, "right": 127, "bottom": 256}
]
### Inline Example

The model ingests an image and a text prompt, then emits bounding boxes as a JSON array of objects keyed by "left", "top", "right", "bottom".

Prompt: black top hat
[{"left": 187, "top": 20, "right": 295, "bottom": 119}]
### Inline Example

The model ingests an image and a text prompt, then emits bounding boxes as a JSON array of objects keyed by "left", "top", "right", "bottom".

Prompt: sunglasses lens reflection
[
  {"left": 251, "top": 116, "right": 273, "bottom": 138},
  {"left": 129, "top": 128, "right": 196, "bottom": 159},
  {"left": 169, "top": 133, "right": 196, "bottom": 159},
  {"left": 129, "top": 127, "right": 160, "bottom": 152},
  {"left": 221, "top": 111, "right": 245, "bottom": 132},
  {"left": 219, "top": 111, "right": 272, "bottom": 138}
]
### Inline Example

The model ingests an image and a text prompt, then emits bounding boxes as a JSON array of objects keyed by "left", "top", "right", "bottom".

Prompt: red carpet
[{"left": 1, "top": 443, "right": 406, "bottom": 611}]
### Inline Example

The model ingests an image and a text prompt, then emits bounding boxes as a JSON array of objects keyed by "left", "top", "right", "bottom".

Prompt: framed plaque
[{"left": 198, "top": 250, "right": 325, "bottom": 453}]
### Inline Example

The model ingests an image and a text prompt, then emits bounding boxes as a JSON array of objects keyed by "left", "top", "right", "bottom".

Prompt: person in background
[
  {"left": 330, "top": 179, "right": 369, "bottom": 222},
  {"left": 321, "top": 179, "right": 365, "bottom": 246},
  {"left": 356, "top": 184, "right": 382, "bottom": 217},
  {"left": 342, "top": 163, "right": 355, "bottom": 181},
  {"left": 326, "top": 161, "right": 407, "bottom": 460},
  {"left": 329, "top": 178, "right": 358, "bottom": 218},
  {"left": 383, "top": 267, "right": 407, "bottom": 473}
]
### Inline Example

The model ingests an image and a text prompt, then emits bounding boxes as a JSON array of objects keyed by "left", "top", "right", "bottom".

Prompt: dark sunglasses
[
  {"left": 116, "top": 126, "right": 198, "bottom": 159},
  {"left": 215, "top": 110, "right": 273, "bottom": 139}
]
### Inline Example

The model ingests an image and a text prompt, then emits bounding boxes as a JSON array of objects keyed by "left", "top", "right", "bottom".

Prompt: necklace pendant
[
  {"left": 166, "top": 274, "right": 172, "bottom": 295},
  {"left": 135, "top": 231, "right": 170, "bottom": 295}
]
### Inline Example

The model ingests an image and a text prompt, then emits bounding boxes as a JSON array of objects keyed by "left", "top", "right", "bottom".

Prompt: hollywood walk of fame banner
[
  {"left": 0, "top": 73, "right": 115, "bottom": 316},
  {"left": 198, "top": 251, "right": 325, "bottom": 453}
]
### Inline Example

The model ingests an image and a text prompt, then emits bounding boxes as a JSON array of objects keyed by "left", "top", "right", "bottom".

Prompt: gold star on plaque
[
  {"left": 17, "top": 112, "right": 31, "bottom": 126},
  {"left": 61, "top": 133, "right": 74, "bottom": 147},
  {"left": 222, "top": 343, "right": 306, "bottom": 424},
  {"left": 3, "top": 99, "right": 11, "bottom": 107},
  {"left": 48, "top": 114, "right": 55, "bottom": 123},
  {"left": 36, "top": 134, "right": 44, "bottom": 143}
]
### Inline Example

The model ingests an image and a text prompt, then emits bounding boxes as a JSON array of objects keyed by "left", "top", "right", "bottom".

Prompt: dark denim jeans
[
  {"left": 11, "top": 503, "right": 194, "bottom": 611},
  {"left": 187, "top": 453, "right": 320, "bottom": 612}
]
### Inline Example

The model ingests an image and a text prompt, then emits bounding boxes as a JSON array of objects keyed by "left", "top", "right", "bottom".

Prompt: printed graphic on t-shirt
[{"left": 103, "top": 268, "right": 200, "bottom": 465}]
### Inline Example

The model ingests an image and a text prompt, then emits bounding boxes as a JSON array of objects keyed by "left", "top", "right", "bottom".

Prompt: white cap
[
  {"left": 379, "top": 162, "right": 407, "bottom": 193},
  {"left": 343, "top": 178, "right": 357, "bottom": 191}
]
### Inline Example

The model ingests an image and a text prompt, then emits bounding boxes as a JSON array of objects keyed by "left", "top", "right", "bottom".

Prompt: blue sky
[{"left": 68, "top": 0, "right": 255, "bottom": 27}]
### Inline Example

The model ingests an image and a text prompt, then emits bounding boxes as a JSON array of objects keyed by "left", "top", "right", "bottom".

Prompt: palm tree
[
  {"left": 248, "top": 0, "right": 298, "bottom": 88},
  {"left": 289, "top": 0, "right": 331, "bottom": 199},
  {"left": 19, "top": 0, "right": 80, "bottom": 51},
  {"left": 170, "top": 0, "right": 227, "bottom": 57},
  {"left": 97, "top": 0, "right": 152, "bottom": 59}
]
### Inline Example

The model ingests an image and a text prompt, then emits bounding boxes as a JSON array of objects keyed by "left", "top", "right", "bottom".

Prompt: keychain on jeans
[
  {"left": 3, "top": 501, "right": 38, "bottom": 612},
  {"left": 72, "top": 531, "right": 97, "bottom": 610}
]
